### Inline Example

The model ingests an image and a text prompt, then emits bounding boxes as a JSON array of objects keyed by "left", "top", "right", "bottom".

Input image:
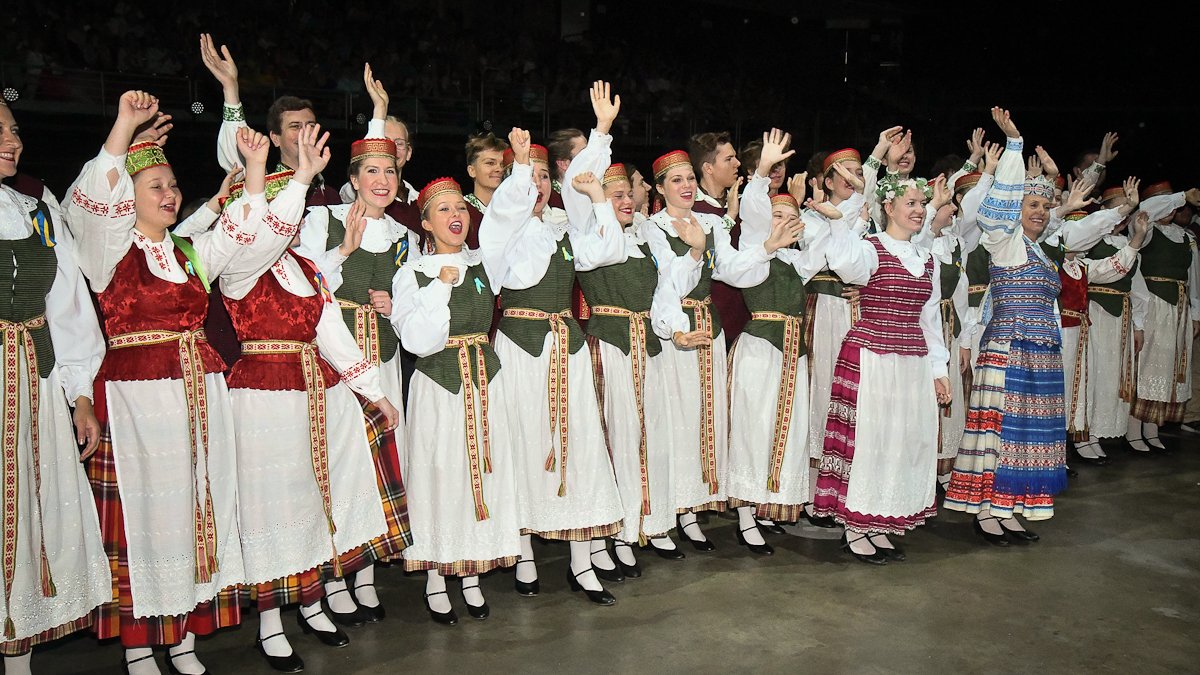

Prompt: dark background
[{"left": 5, "top": 0, "right": 1196, "bottom": 202}]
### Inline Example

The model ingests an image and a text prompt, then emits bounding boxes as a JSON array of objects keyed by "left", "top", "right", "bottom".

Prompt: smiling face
[
  {"left": 824, "top": 160, "right": 863, "bottom": 202},
  {"left": 421, "top": 192, "right": 472, "bottom": 252},
  {"left": 350, "top": 157, "right": 399, "bottom": 213},
  {"left": 882, "top": 185, "right": 927, "bottom": 238},
  {"left": 384, "top": 119, "right": 412, "bottom": 171},
  {"left": 660, "top": 165, "right": 697, "bottom": 211},
  {"left": 1021, "top": 194, "right": 1052, "bottom": 239},
  {"left": 0, "top": 104, "right": 21, "bottom": 179},
  {"left": 629, "top": 169, "right": 650, "bottom": 211},
  {"left": 771, "top": 202, "right": 802, "bottom": 233},
  {"left": 895, "top": 145, "right": 916, "bottom": 175},
  {"left": 532, "top": 162, "right": 552, "bottom": 215},
  {"left": 604, "top": 179, "right": 635, "bottom": 226},
  {"left": 133, "top": 165, "right": 182, "bottom": 233},
  {"left": 705, "top": 142, "right": 740, "bottom": 190},
  {"left": 270, "top": 108, "right": 317, "bottom": 169},
  {"left": 467, "top": 149, "right": 505, "bottom": 191}
]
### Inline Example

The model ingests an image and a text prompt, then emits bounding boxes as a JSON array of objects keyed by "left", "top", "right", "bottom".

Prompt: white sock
[
  {"left": 353, "top": 564, "right": 380, "bottom": 608},
  {"left": 1144, "top": 422, "right": 1166, "bottom": 449},
  {"left": 257, "top": 608, "right": 294, "bottom": 657},
  {"left": 1075, "top": 440, "right": 1101, "bottom": 459},
  {"left": 461, "top": 575, "right": 485, "bottom": 607},
  {"left": 649, "top": 535, "right": 677, "bottom": 551},
  {"left": 167, "top": 633, "right": 205, "bottom": 675},
  {"left": 736, "top": 506, "right": 766, "bottom": 545},
  {"left": 589, "top": 539, "right": 616, "bottom": 570},
  {"left": 614, "top": 542, "right": 638, "bottom": 566},
  {"left": 425, "top": 570, "right": 451, "bottom": 613},
  {"left": 1090, "top": 435, "right": 1109, "bottom": 457},
  {"left": 999, "top": 516, "right": 1027, "bottom": 532},
  {"left": 124, "top": 648, "right": 159, "bottom": 675},
  {"left": 300, "top": 600, "right": 337, "bottom": 632},
  {"left": 1126, "top": 416, "right": 1150, "bottom": 451},
  {"left": 678, "top": 512, "right": 706, "bottom": 542},
  {"left": 867, "top": 532, "right": 895, "bottom": 550},
  {"left": 937, "top": 473, "right": 952, "bottom": 489},
  {"left": 569, "top": 541, "right": 603, "bottom": 591},
  {"left": 845, "top": 530, "right": 876, "bottom": 555},
  {"left": 516, "top": 534, "right": 538, "bottom": 582},
  {"left": 756, "top": 516, "right": 777, "bottom": 526},
  {"left": 324, "top": 578, "right": 358, "bottom": 614},
  {"left": 977, "top": 513, "right": 1004, "bottom": 535},
  {"left": 4, "top": 653, "right": 32, "bottom": 675}
]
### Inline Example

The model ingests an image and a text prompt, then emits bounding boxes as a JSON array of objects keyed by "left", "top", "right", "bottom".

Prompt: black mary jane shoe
[
  {"left": 255, "top": 633, "right": 305, "bottom": 673},
  {"left": 735, "top": 525, "right": 775, "bottom": 556},
  {"left": 801, "top": 507, "right": 838, "bottom": 529},
  {"left": 423, "top": 590, "right": 459, "bottom": 626},
  {"left": 324, "top": 588, "right": 367, "bottom": 627},
  {"left": 1144, "top": 437, "right": 1175, "bottom": 455},
  {"left": 1120, "top": 438, "right": 1154, "bottom": 456},
  {"left": 1000, "top": 524, "right": 1040, "bottom": 543},
  {"left": 1071, "top": 446, "right": 1110, "bottom": 466},
  {"left": 677, "top": 516, "right": 716, "bottom": 552},
  {"left": 297, "top": 608, "right": 350, "bottom": 648},
  {"left": 460, "top": 582, "right": 491, "bottom": 620},
  {"left": 973, "top": 517, "right": 1011, "bottom": 547},
  {"left": 351, "top": 583, "right": 385, "bottom": 623},
  {"left": 841, "top": 533, "right": 887, "bottom": 565},
  {"left": 612, "top": 544, "right": 643, "bottom": 577},
  {"left": 868, "top": 535, "right": 906, "bottom": 562},
  {"left": 756, "top": 518, "right": 788, "bottom": 535},
  {"left": 567, "top": 568, "right": 616, "bottom": 606},
  {"left": 514, "top": 560, "right": 540, "bottom": 596},
  {"left": 593, "top": 563, "right": 625, "bottom": 583},
  {"left": 643, "top": 542, "right": 686, "bottom": 560}
]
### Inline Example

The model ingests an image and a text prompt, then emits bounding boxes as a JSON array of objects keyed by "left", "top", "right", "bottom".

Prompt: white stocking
[
  {"left": 324, "top": 578, "right": 358, "bottom": 614},
  {"left": 1144, "top": 421, "right": 1166, "bottom": 448},
  {"left": 124, "top": 648, "right": 159, "bottom": 675},
  {"left": 678, "top": 511, "right": 706, "bottom": 542},
  {"left": 300, "top": 600, "right": 337, "bottom": 632},
  {"left": 614, "top": 541, "right": 638, "bottom": 566},
  {"left": 3, "top": 653, "right": 32, "bottom": 675},
  {"left": 516, "top": 534, "right": 538, "bottom": 582},
  {"left": 569, "top": 540, "right": 603, "bottom": 591},
  {"left": 353, "top": 564, "right": 381, "bottom": 608},
  {"left": 736, "top": 506, "right": 766, "bottom": 545},
  {"left": 257, "top": 608, "right": 294, "bottom": 658},
  {"left": 589, "top": 538, "right": 616, "bottom": 570},
  {"left": 425, "top": 570, "right": 451, "bottom": 613},
  {"left": 1125, "top": 415, "right": 1150, "bottom": 451},
  {"left": 461, "top": 575, "right": 485, "bottom": 607},
  {"left": 167, "top": 633, "right": 205, "bottom": 675}
]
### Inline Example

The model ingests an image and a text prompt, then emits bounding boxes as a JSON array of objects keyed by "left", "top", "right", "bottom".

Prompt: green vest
[
  {"left": 665, "top": 228, "right": 722, "bottom": 337},
  {"left": 741, "top": 258, "right": 807, "bottom": 353},
  {"left": 1086, "top": 239, "right": 1138, "bottom": 316},
  {"left": 498, "top": 234, "right": 584, "bottom": 356},
  {"left": 1139, "top": 230, "right": 1194, "bottom": 305},
  {"left": 805, "top": 271, "right": 847, "bottom": 298},
  {"left": 1039, "top": 240, "right": 1067, "bottom": 267},
  {"left": 576, "top": 242, "right": 662, "bottom": 357},
  {"left": 325, "top": 212, "right": 400, "bottom": 362},
  {"left": 413, "top": 265, "right": 501, "bottom": 394},
  {"left": 939, "top": 242, "right": 963, "bottom": 339},
  {"left": 965, "top": 247, "right": 990, "bottom": 307},
  {"left": 0, "top": 209, "right": 58, "bottom": 379}
]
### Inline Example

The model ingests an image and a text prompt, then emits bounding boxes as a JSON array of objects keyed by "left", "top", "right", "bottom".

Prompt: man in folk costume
[
  {"left": 546, "top": 128, "right": 586, "bottom": 211},
  {"left": 689, "top": 131, "right": 751, "bottom": 343},
  {"left": 462, "top": 132, "right": 510, "bottom": 250},
  {"left": 1126, "top": 181, "right": 1200, "bottom": 452}
]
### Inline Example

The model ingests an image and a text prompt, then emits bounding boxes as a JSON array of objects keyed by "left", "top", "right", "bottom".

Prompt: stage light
[
  {"left": 355, "top": 113, "right": 367, "bottom": 125},
  {"left": 190, "top": 101, "right": 204, "bottom": 115},
  {"left": 2, "top": 88, "right": 18, "bottom": 103}
]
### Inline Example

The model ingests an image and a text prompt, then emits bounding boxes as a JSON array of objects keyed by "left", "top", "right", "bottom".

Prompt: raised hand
[
  {"left": 205, "top": 163, "right": 244, "bottom": 213},
  {"left": 1128, "top": 211, "right": 1151, "bottom": 249},
  {"left": 1185, "top": 188, "right": 1200, "bottom": 208},
  {"left": 872, "top": 125, "right": 903, "bottom": 157},
  {"left": 981, "top": 142, "right": 1003, "bottom": 175},
  {"left": 339, "top": 201, "right": 368, "bottom": 256},
  {"left": 763, "top": 210, "right": 804, "bottom": 253},
  {"left": 1099, "top": 131, "right": 1119, "bottom": 165},
  {"left": 508, "top": 127, "right": 531, "bottom": 165},
  {"left": 930, "top": 175, "right": 952, "bottom": 210},
  {"left": 726, "top": 176, "right": 743, "bottom": 221},
  {"left": 674, "top": 215, "right": 707, "bottom": 252},
  {"left": 133, "top": 112, "right": 173, "bottom": 148},
  {"left": 1060, "top": 176, "right": 1097, "bottom": 212},
  {"left": 118, "top": 90, "right": 160, "bottom": 129},
  {"left": 572, "top": 171, "right": 605, "bottom": 203},
  {"left": 590, "top": 80, "right": 620, "bottom": 135},
  {"left": 1120, "top": 176, "right": 1141, "bottom": 213},
  {"left": 805, "top": 198, "right": 842, "bottom": 221},
  {"left": 199, "top": 33, "right": 239, "bottom": 103},
  {"left": 1035, "top": 146, "right": 1060, "bottom": 178},
  {"left": 831, "top": 161, "right": 865, "bottom": 192},
  {"left": 886, "top": 130, "right": 913, "bottom": 167},
  {"left": 755, "top": 128, "right": 795, "bottom": 177},
  {"left": 966, "top": 128, "right": 986, "bottom": 165},
  {"left": 990, "top": 107, "right": 1020, "bottom": 139},
  {"left": 294, "top": 123, "right": 331, "bottom": 184},
  {"left": 438, "top": 265, "right": 460, "bottom": 285},
  {"left": 364, "top": 62, "right": 389, "bottom": 119},
  {"left": 808, "top": 176, "right": 827, "bottom": 204},
  {"left": 787, "top": 172, "right": 808, "bottom": 204},
  {"left": 236, "top": 127, "right": 270, "bottom": 166},
  {"left": 1026, "top": 154, "right": 1043, "bottom": 179},
  {"left": 672, "top": 329, "right": 712, "bottom": 350}
]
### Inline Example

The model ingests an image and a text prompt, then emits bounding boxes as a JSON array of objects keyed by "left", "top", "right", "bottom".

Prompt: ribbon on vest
[
  {"left": 681, "top": 295, "right": 718, "bottom": 495},
  {"left": 107, "top": 329, "right": 218, "bottom": 583},
  {"left": 502, "top": 307, "right": 572, "bottom": 497},
  {"left": 749, "top": 311, "right": 803, "bottom": 493},
  {"left": 1088, "top": 287, "right": 1135, "bottom": 401},
  {"left": 1145, "top": 276, "right": 1189, "bottom": 386},
  {"left": 339, "top": 299, "right": 381, "bottom": 365},
  {"left": 446, "top": 333, "right": 493, "bottom": 521},
  {"left": 590, "top": 305, "right": 652, "bottom": 524},
  {"left": 0, "top": 315, "right": 54, "bottom": 639}
]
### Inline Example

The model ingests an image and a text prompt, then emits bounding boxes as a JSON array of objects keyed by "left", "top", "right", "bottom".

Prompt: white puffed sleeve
[
  {"left": 643, "top": 220, "right": 703, "bottom": 339},
  {"left": 1046, "top": 208, "right": 1123, "bottom": 253},
  {"left": 314, "top": 300, "right": 385, "bottom": 402},
  {"left": 978, "top": 137, "right": 1029, "bottom": 266},
  {"left": 1084, "top": 244, "right": 1141, "bottom": 285},
  {"left": 477, "top": 162, "right": 549, "bottom": 289},
  {"left": 217, "top": 103, "right": 249, "bottom": 172},
  {"left": 709, "top": 213, "right": 771, "bottom": 288},
  {"left": 62, "top": 147, "right": 137, "bottom": 291},
  {"left": 173, "top": 203, "right": 220, "bottom": 238},
  {"left": 204, "top": 179, "right": 308, "bottom": 299},
  {"left": 570, "top": 203, "right": 626, "bottom": 271},
  {"left": 825, "top": 221, "right": 881, "bottom": 285},
  {"left": 390, "top": 266, "right": 453, "bottom": 357},
  {"left": 561, "top": 128, "right": 613, "bottom": 231},
  {"left": 42, "top": 194, "right": 104, "bottom": 403},
  {"left": 922, "top": 262, "right": 950, "bottom": 379}
]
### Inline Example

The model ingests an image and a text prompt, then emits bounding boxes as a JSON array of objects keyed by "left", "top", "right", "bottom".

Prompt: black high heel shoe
[
  {"left": 590, "top": 544, "right": 625, "bottom": 583},
  {"left": 801, "top": 505, "right": 838, "bottom": 529},
  {"left": 677, "top": 515, "right": 716, "bottom": 552},
  {"left": 735, "top": 525, "right": 775, "bottom": 556},
  {"left": 868, "top": 534, "right": 906, "bottom": 562},
  {"left": 973, "top": 517, "right": 1011, "bottom": 547},
  {"left": 612, "top": 544, "right": 643, "bottom": 578},
  {"left": 351, "top": 582, "right": 385, "bottom": 623},
  {"left": 567, "top": 568, "right": 615, "bottom": 606},
  {"left": 841, "top": 532, "right": 887, "bottom": 565},
  {"left": 642, "top": 539, "right": 686, "bottom": 560},
  {"left": 297, "top": 608, "right": 350, "bottom": 648},
  {"left": 323, "top": 588, "right": 367, "bottom": 628},
  {"left": 460, "top": 581, "right": 490, "bottom": 620},
  {"left": 255, "top": 633, "right": 304, "bottom": 673},
  {"left": 999, "top": 520, "right": 1040, "bottom": 543},
  {"left": 423, "top": 590, "right": 458, "bottom": 626},
  {"left": 755, "top": 518, "right": 788, "bottom": 535},
  {"left": 514, "top": 559, "right": 540, "bottom": 596}
]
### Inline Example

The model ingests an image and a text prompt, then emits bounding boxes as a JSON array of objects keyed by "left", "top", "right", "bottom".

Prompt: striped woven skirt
[{"left": 944, "top": 339, "right": 1067, "bottom": 521}]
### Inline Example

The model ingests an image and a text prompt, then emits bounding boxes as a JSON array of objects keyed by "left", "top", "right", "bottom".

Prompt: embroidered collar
[
  {"left": 328, "top": 203, "right": 404, "bottom": 252},
  {"left": 695, "top": 185, "right": 724, "bottom": 209},
  {"left": 541, "top": 206, "right": 569, "bottom": 238},
  {"left": 650, "top": 209, "right": 714, "bottom": 237},
  {"left": 464, "top": 193, "right": 487, "bottom": 213},
  {"left": 1156, "top": 223, "right": 1187, "bottom": 244},
  {"left": 410, "top": 248, "right": 484, "bottom": 279},
  {"left": 0, "top": 185, "right": 37, "bottom": 240},
  {"left": 132, "top": 229, "right": 187, "bottom": 281}
]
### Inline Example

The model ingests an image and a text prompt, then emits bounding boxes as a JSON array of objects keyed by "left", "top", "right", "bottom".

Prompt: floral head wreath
[{"left": 875, "top": 174, "right": 931, "bottom": 203}]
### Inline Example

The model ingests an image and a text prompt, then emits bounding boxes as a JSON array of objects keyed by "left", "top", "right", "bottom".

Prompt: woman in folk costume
[
  {"left": 0, "top": 101, "right": 110, "bottom": 675},
  {"left": 477, "top": 120, "right": 625, "bottom": 607},
  {"left": 798, "top": 147, "right": 866, "bottom": 528},
  {"left": 64, "top": 91, "right": 298, "bottom": 675},
  {"left": 220, "top": 134, "right": 405, "bottom": 671},
  {"left": 559, "top": 86, "right": 683, "bottom": 580},
  {"left": 726, "top": 130, "right": 828, "bottom": 555},
  {"left": 390, "top": 177, "right": 521, "bottom": 625},
  {"left": 1126, "top": 181, "right": 1200, "bottom": 453},
  {"left": 643, "top": 148, "right": 774, "bottom": 551},
  {"left": 813, "top": 169, "right": 953, "bottom": 565},
  {"left": 943, "top": 108, "right": 1071, "bottom": 546}
]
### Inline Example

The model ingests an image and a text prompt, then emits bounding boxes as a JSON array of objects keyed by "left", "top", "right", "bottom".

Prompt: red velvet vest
[
  {"left": 1058, "top": 266, "right": 1089, "bottom": 329},
  {"left": 692, "top": 199, "right": 749, "bottom": 341}
]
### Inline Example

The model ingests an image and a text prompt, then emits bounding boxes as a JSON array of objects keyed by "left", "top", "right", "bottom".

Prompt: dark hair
[
  {"left": 266, "top": 96, "right": 315, "bottom": 135},
  {"left": 929, "top": 154, "right": 964, "bottom": 182},
  {"left": 347, "top": 156, "right": 399, "bottom": 181},
  {"left": 1073, "top": 149, "right": 1100, "bottom": 171},
  {"left": 547, "top": 128, "right": 585, "bottom": 180},
  {"left": 740, "top": 140, "right": 763, "bottom": 177},
  {"left": 688, "top": 131, "right": 732, "bottom": 181},
  {"left": 465, "top": 133, "right": 509, "bottom": 166}
]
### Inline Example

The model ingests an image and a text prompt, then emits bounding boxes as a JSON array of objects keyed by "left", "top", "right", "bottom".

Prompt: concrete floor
[{"left": 32, "top": 431, "right": 1200, "bottom": 674}]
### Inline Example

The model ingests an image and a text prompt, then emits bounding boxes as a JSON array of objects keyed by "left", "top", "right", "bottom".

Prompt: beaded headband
[
  {"left": 653, "top": 150, "right": 691, "bottom": 180},
  {"left": 602, "top": 163, "right": 631, "bottom": 186},
  {"left": 125, "top": 141, "right": 169, "bottom": 177},
  {"left": 1024, "top": 175, "right": 1055, "bottom": 200},
  {"left": 417, "top": 177, "right": 463, "bottom": 212},
  {"left": 350, "top": 138, "right": 397, "bottom": 164},
  {"left": 822, "top": 147, "right": 861, "bottom": 173}
]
